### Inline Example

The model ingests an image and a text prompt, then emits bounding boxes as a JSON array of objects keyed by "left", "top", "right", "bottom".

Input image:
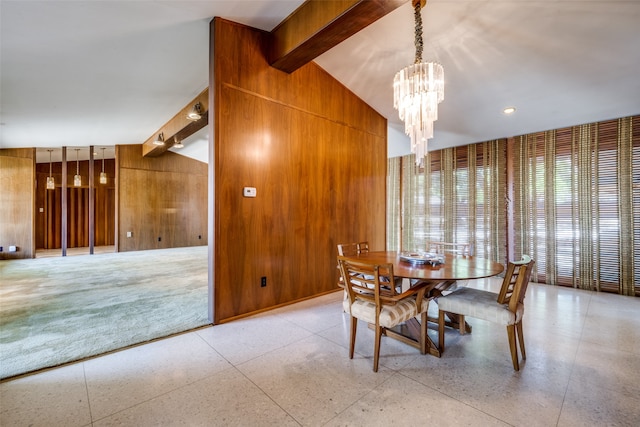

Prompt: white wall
[{"left": 387, "top": 124, "right": 410, "bottom": 158}]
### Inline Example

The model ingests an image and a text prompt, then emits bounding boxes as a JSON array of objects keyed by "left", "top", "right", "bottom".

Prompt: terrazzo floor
[{"left": 1, "top": 277, "right": 639, "bottom": 426}]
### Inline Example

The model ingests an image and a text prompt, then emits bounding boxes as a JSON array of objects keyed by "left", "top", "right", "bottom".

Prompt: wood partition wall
[
  {"left": 211, "top": 18, "right": 388, "bottom": 323},
  {"left": 117, "top": 145, "right": 208, "bottom": 252},
  {"left": 0, "top": 149, "right": 35, "bottom": 259}
]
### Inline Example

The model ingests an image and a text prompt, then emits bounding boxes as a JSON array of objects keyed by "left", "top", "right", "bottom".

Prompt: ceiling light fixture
[
  {"left": 153, "top": 132, "right": 165, "bottom": 146},
  {"left": 173, "top": 136, "right": 183, "bottom": 148},
  {"left": 186, "top": 102, "right": 202, "bottom": 121},
  {"left": 99, "top": 147, "right": 107, "bottom": 184},
  {"left": 74, "top": 148, "right": 82, "bottom": 187},
  {"left": 503, "top": 106, "right": 516, "bottom": 114},
  {"left": 46, "top": 149, "right": 55, "bottom": 190},
  {"left": 393, "top": 0, "right": 444, "bottom": 166}
]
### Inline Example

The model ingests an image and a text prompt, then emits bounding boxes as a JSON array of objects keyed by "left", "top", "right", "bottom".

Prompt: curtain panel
[
  {"left": 386, "top": 141, "right": 507, "bottom": 266},
  {"left": 513, "top": 117, "right": 639, "bottom": 296},
  {"left": 387, "top": 115, "right": 639, "bottom": 296}
]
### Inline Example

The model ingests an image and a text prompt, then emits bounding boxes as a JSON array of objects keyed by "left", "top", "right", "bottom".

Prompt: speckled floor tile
[
  {"left": 84, "top": 331, "right": 230, "bottom": 420},
  {"left": 325, "top": 372, "right": 509, "bottom": 427},
  {"left": 0, "top": 363, "right": 91, "bottom": 427},
  {"left": 570, "top": 341, "right": 640, "bottom": 397},
  {"left": 92, "top": 367, "right": 299, "bottom": 426},
  {"left": 236, "top": 334, "right": 394, "bottom": 425},
  {"left": 195, "top": 313, "right": 313, "bottom": 365},
  {"left": 558, "top": 376, "right": 640, "bottom": 426}
]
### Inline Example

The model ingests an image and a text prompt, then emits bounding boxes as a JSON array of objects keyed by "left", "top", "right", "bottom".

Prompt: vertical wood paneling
[
  {"left": 117, "top": 145, "right": 208, "bottom": 252},
  {"left": 212, "top": 18, "right": 387, "bottom": 322},
  {"left": 0, "top": 149, "right": 35, "bottom": 259}
]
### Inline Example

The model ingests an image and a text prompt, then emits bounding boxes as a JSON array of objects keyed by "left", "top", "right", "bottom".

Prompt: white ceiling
[{"left": 1, "top": 0, "right": 639, "bottom": 163}]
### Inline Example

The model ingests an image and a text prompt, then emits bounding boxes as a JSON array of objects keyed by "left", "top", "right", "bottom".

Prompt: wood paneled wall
[
  {"left": 117, "top": 145, "right": 208, "bottom": 252},
  {"left": 211, "top": 18, "right": 387, "bottom": 323},
  {"left": 0, "top": 149, "right": 35, "bottom": 259},
  {"left": 35, "top": 159, "right": 116, "bottom": 249}
]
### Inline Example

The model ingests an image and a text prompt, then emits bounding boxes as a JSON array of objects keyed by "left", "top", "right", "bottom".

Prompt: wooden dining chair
[
  {"left": 426, "top": 241, "right": 473, "bottom": 256},
  {"left": 436, "top": 255, "right": 535, "bottom": 370},
  {"left": 337, "top": 256, "right": 431, "bottom": 372}
]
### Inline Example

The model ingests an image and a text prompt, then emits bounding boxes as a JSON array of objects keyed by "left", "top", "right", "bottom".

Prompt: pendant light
[
  {"left": 393, "top": 0, "right": 444, "bottom": 166},
  {"left": 99, "top": 147, "right": 108, "bottom": 184},
  {"left": 74, "top": 148, "right": 82, "bottom": 187},
  {"left": 46, "top": 149, "right": 55, "bottom": 190}
]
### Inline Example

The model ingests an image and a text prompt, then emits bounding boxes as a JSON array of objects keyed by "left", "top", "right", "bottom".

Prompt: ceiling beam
[
  {"left": 269, "top": 0, "right": 407, "bottom": 74},
  {"left": 142, "top": 88, "right": 209, "bottom": 157}
]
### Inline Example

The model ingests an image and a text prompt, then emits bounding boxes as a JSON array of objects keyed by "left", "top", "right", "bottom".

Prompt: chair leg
[
  {"left": 507, "top": 324, "right": 520, "bottom": 371},
  {"left": 516, "top": 320, "right": 526, "bottom": 360},
  {"left": 349, "top": 316, "right": 357, "bottom": 359},
  {"left": 373, "top": 324, "right": 382, "bottom": 372},
  {"left": 458, "top": 314, "right": 466, "bottom": 335},
  {"left": 438, "top": 310, "right": 445, "bottom": 353},
  {"left": 420, "top": 311, "right": 427, "bottom": 355}
]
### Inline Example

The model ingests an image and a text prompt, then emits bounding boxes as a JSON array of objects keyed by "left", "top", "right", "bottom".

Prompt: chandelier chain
[{"left": 413, "top": 2, "right": 423, "bottom": 64}]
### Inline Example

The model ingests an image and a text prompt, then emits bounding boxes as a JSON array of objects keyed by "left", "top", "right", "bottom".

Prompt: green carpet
[{"left": 0, "top": 247, "right": 209, "bottom": 379}]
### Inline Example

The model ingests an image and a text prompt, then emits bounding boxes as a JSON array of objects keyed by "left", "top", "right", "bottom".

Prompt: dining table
[{"left": 342, "top": 250, "right": 504, "bottom": 357}]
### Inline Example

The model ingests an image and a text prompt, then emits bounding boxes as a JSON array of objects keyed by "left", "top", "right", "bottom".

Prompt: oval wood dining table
[{"left": 341, "top": 251, "right": 504, "bottom": 357}]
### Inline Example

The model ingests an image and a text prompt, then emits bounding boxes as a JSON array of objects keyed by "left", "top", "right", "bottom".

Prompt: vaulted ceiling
[{"left": 1, "top": 0, "right": 639, "bottom": 163}]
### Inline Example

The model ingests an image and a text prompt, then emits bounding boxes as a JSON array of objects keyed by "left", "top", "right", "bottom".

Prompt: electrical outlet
[{"left": 261, "top": 276, "right": 267, "bottom": 287}]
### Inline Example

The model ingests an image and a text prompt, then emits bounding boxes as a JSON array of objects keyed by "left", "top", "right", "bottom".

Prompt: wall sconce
[
  {"left": 153, "top": 132, "right": 165, "bottom": 146},
  {"left": 46, "top": 149, "right": 55, "bottom": 190},
  {"left": 73, "top": 148, "right": 82, "bottom": 187},
  {"left": 173, "top": 136, "right": 183, "bottom": 148},
  {"left": 186, "top": 102, "right": 202, "bottom": 121},
  {"left": 99, "top": 147, "right": 108, "bottom": 184}
]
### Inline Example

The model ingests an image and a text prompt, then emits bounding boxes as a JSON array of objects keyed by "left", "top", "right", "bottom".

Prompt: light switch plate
[{"left": 243, "top": 187, "right": 257, "bottom": 198}]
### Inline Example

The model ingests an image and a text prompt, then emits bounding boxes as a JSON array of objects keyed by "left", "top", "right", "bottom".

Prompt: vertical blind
[{"left": 388, "top": 115, "right": 638, "bottom": 296}]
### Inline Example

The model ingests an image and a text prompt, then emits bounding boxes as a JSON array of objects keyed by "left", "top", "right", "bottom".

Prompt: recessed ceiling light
[{"left": 503, "top": 107, "right": 516, "bottom": 115}]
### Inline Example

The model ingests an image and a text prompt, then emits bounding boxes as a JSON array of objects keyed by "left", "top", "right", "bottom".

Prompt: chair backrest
[
  {"left": 337, "top": 241, "right": 369, "bottom": 256},
  {"left": 337, "top": 257, "right": 400, "bottom": 307},
  {"left": 497, "top": 255, "right": 535, "bottom": 311},
  {"left": 337, "top": 243, "right": 359, "bottom": 256},
  {"left": 357, "top": 241, "right": 369, "bottom": 254},
  {"left": 426, "top": 241, "right": 473, "bottom": 256}
]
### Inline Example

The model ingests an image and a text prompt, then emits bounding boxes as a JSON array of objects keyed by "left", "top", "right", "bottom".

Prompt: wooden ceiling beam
[
  {"left": 142, "top": 88, "right": 209, "bottom": 157},
  {"left": 269, "top": 0, "right": 407, "bottom": 74}
]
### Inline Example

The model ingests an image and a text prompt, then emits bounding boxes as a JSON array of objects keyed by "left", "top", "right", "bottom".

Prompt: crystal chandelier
[{"left": 393, "top": 0, "right": 444, "bottom": 166}]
